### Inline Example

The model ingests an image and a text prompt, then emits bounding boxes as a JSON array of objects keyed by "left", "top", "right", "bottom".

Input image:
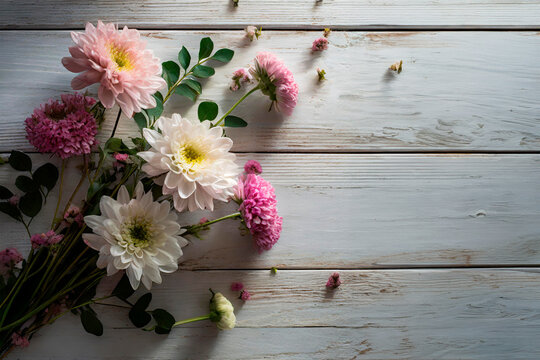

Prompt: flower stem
[
  {"left": 172, "top": 314, "right": 211, "bottom": 327},
  {"left": 51, "top": 159, "right": 66, "bottom": 228},
  {"left": 163, "top": 58, "right": 211, "bottom": 105},
  {"left": 214, "top": 85, "right": 260, "bottom": 127},
  {"left": 110, "top": 108, "right": 122, "bottom": 138},
  {"left": 185, "top": 212, "right": 242, "bottom": 235}
]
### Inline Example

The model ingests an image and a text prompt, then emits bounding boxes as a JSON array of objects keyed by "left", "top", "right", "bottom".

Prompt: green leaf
[
  {"left": 198, "top": 101, "right": 219, "bottom": 121},
  {"left": 104, "top": 138, "right": 130, "bottom": 154},
  {"left": 152, "top": 309, "right": 175, "bottom": 334},
  {"left": 224, "top": 115, "right": 248, "bottom": 127},
  {"left": 15, "top": 175, "right": 38, "bottom": 193},
  {"left": 192, "top": 65, "right": 215, "bottom": 78},
  {"left": 178, "top": 46, "right": 191, "bottom": 70},
  {"left": 9, "top": 151, "right": 32, "bottom": 172},
  {"left": 81, "top": 309, "right": 104, "bottom": 336},
  {"left": 175, "top": 83, "right": 198, "bottom": 101},
  {"left": 33, "top": 163, "right": 58, "bottom": 191},
  {"left": 112, "top": 274, "right": 136, "bottom": 300},
  {"left": 0, "top": 185, "right": 13, "bottom": 199},
  {"left": 0, "top": 203, "right": 21, "bottom": 221},
  {"left": 133, "top": 112, "right": 148, "bottom": 130},
  {"left": 183, "top": 79, "right": 202, "bottom": 94},
  {"left": 129, "top": 293, "right": 153, "bottom": 328},
  {"left": 212, "top": 48, "right": 234, "bottom": 63},
  {"left": 19, "top": 191, "right": 42, "bottom": 217},
  {"left": 133, "top": 293, "right": 152, "bottom": 311},
  {"left": 198, "top": 37, "right": 214, "bottom": 60},
  {"left": 146, "top": 93, "right": 164, "bottom": 121},
  {"left": 162, "top": 61, "right": 180, "bottom": 88}
]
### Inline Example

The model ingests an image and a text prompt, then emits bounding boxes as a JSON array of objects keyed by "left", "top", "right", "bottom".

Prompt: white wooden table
[{"left": 1, "top": 1, "right": 540, "bottom": 359}]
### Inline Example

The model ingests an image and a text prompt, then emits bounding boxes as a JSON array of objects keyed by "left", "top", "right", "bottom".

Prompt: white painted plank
[
  {"left": 1, "top": 153, "right": 539, "bottom": 267},
  {"left": 11, "top": 269, "right": 540, "bottom": 359},
  {"left": 1, "top": 1, "right": 540, "bottom": 29},
  {"left": 1, "top": 31, "right": 539, "bottom": 152}
]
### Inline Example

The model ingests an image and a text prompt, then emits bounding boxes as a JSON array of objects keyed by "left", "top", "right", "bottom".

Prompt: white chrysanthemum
[
  {"left": 83, "top": 182, "right": 188, "bottom": 290},
  {"left": 138, "top": 114, "right": 239, "bottom": 212}
]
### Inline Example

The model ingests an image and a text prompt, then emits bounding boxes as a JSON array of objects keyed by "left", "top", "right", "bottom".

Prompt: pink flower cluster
[
  {"left": 235, "top": 165, "right": 282, "bottom": 252},
  {"left": 244, "top": 160, "right": 262, "bottom": 175},
  {"left": 326, "top": 272, "right": 342, "bottom": 289},
  {"left": 230, "top": 68, "right": 253, "bottom": 92},
  {"left": 25, "top": 93, "right": 97, "bottom": 159},
  {"left": 62, "top": 21, "right": 166, "bottom": 116},
  {"left": 312, "top": 37, "right": 329, "bottom": 52},
  {"left": 251, "top": 52, "right": 299, "bottom": 116},
  {"left": 11, "top": 333, "right": 29, "bottom": 348},
  {"left": 63, "top": 205, "right": 84, "bottom": 226},
  {"left": 0, "top": 248, "right": 23, "bottom": 274},
  {"left": 31, "top": 231, "right": 64, "bottom": 249}
]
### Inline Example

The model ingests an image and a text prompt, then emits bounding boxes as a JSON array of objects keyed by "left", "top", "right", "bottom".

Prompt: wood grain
[
  {"left": 1, "top": 0, "right": 540, "bottom": 30},
  {"left": 1, "top": 153, "right": 539, "bottom": 268},
  {"left": 1, "top": 31, "right": 539, "bottom": 153},
  {"left": 10, "top": 268, "right": 540, "bottom": 359}
]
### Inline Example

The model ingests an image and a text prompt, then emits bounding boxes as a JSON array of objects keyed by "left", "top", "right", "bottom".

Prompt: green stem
[
  {"left": 214, "top": 85, "right": 260, "bottom": 127},
  {"left": 162, "top": 58, "right": 211, "bottom": 105},
  {"left": 172, "top": 314, "right": 211, "bottom": 327},
  {"left": 51, "top": 159, "right": 66, "bottom": 228},
  {"left": 185, "top": 212, "right": 242, "bottom": 235}
]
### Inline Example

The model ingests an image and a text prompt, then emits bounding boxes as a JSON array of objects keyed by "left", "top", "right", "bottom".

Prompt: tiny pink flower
[
  {"left": 326, "top": 272, "right": 342, "bottom": 289},
  {"left": 199, "top": 217, "right": 209, "bottom": 224},
  {"left": 312, "top": 37, "right": 329, "bottom": 52},
  {"left": 0, "top": 248, "right": 23, "bottom": 275},
  {"left": 230, "top": 68, "right": 253, "bottom": 92},
  {"left": 63, "top": 206, "right": 84, "bottom": 226},
  {"left": 229, "top": 81, "right": 240, "bottom": 92},
  {"left": 113, "top": 153, "right": 129, "bottom": 162},
  {"left": 245, "top": 26, "right": 261, "bottom": 41},
  {"left": 230, "top": 282, "right": 244, "bottom": 291},
  {"left": 240, "top": 290, "right": 251, "bottom": 301},
  {"left": 244, "top": 160, "right": 262, "bottom": 175},
  {"left": 25, "top": 93, "right": 98, "bottom": 159},
  {"left": 31, "top": 231, "right": 64, "bottom": 249},
  {"left": 8, "top": 195, "right": 19, "bottom": 206},
  {"left": 11, "top": 333, "right": 29, "bottom": 348},
  {"left": 62, "top": 21, "right": 166, "bottom": 116}
]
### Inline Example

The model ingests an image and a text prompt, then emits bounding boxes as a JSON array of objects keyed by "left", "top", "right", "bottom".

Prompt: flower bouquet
[{"left": 0, "top": 21, "right": 298, "bottom": 357}]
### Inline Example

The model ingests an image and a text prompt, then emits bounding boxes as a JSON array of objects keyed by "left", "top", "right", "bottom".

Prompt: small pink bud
[
  {"left": 312, "top": 37, "right": 329, "bottom": 52},
  {"left": 240, "top": 290, "right": 251, "bottom": 301},
  {"left": 199, "top": 217, "right": 208, "bottom": 224},
  {"left": 326, "top": 272, "right": 342, "bottom": 289},
  {"left": 231, "top": 282, "right": 244, "bottom": 291},
  {"left": 8, "top": 195, "right": 19, "bottom": 206},
  {"left": 113, "top": 153, "right": 129, "bottom": 162}
]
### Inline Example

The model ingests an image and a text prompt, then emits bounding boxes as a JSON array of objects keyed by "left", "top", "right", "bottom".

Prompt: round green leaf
[
  {"left": 192, "top": 65, "right": 215, "bottom": 78},
  {"left": 183, "top": 79, "right": 202, "bottom": 94},
  {"left": 175, "top": 83, "right": 198, "bottom": 101},
  {"left": 133, "top": 112, "right": 148, "bottom": 130},
  {"left": 162, "top": 61, "right": 180, "bottom": 88},
  {"left": 9, "top": 150, "right": 32, "bottom": 172},
  {"left": 81, "top": 310, "right": 104, "bottom": 336},
  {"left": 0, "top": 203, "right": 21, "bottom": 221},
  {"left": 19, "top": 190, "right": 42, "bottom": 217},
  {"left": 146, "top": 93, "right": 164, "bottom": 121},
  {"left": 112, "top": 274, "right": 136, "bottom": 300},
  {"left": 224, "top": 115, "right": 248, "bottom": 127},
  {"left": 0, "top": 185, "right": 13, "bottom": 199},
  {"left": 212, "top": 49, "right": 234, "bottom": 63},
  {"left": 198, "top": 37, "right": 214, "bottom": 60},
  {"left": 198, "top": 101, "right": 219, "bottom": 121},
  {"left": 33, "top": 163, "right": 59, "bottom": 190},
  {"left": 152, "top": 308, "right": 175, "bottom": 334},
  {"left": 15, "top": 175, "right": 38, "bottom": 193},
  {"left": 129, "top": 309, "right": 152, "bottom": 328},
  {"left": 178, "top": 46, "right": 191, "bottom": 70},
  {"left": 133, "top": 293, "right": 152, "bottom": 312}
]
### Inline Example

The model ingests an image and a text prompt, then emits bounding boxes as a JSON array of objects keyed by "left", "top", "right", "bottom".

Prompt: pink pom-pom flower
[
  {"left": 244, "top": 160, "right": 262, "bottom": 175},
  {"left": 250, "top": 52, "right": 299, "bottom": 116},
  {"left": 230, "top": 282, "right": 244, "bottom": 291},
  {"left": 326, "top": 272, "right": 342, "bottom": 289},
  {"left": 235, "top": 172, "right": 282, "bottom": 252},
  {"left": 0, "top": 248, "right": 23, "bottom": 275},
  {"left": 31, "top": 231, "right": 64, "bottom": 249},
  {"left": 25, "top": 93, "right": 98, "bottom": 159},
  {"left": 62, "top": 21, "right": 166, "bottom": 116},
  {"left": 312, "top": 37, "right": 329, "bottom": 52},
  {"left": 240, "top": 290, "right": 251, "bottom": 301}
]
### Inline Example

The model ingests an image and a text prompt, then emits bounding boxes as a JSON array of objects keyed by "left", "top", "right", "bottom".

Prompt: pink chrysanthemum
[
  {"left": 244, "top": 160, "right": 262, "bottom": 175},
  {"left": 30, "top": 231, "right": 64, "bottom": 249},
  {"left": 25, "top": 93, "right": 97, "bottom": 159},
  {"left": 326, "top": 272, "right": 342, "bottom": 289},
  {"left": 11, "top": 333, "right": 29, "bottom": 348},
  {"left": 240, "top": 290, "right": 251, "bottom": 301},
  {"left": 62, "top": 21, "right": 166, "bottom": 116},
  {"left": 312, "top": 37, "right": 329, "bottom": 51},
  {"left": 230, "top": 68, "right": 253, "bottom": 92},
  {"left": 250, "top": 52, "right": 299, "bottom": 116},
  {"left": 235, "top": 173, "right": 282, "bottom": 252},
  {"left": 0, "top": 248, "right": 23, "bottom": 274},
  {"left": 231, "top": 282, "right": 244, "bottom": 291}
]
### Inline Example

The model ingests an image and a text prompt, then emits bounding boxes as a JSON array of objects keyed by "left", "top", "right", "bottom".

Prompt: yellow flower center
[
  {"left": 108, "top": 44, "right": 133, "bottom": 71},
  {"left": 121, "top": 217, "right": 153, "bottom": 249},
  {"left": 172, "top": 143, "right": 206, "bottom": 171}
]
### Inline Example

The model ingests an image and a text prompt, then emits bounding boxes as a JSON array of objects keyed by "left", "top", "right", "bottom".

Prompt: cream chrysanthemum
[
  {"left": 83, "top": 182, "right": 188, "bottom": 290},
  {"left": 139, "top": 114, "right": 240, "bottom": 212}
]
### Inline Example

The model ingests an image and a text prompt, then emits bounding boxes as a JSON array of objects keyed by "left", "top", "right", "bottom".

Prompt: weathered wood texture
[
  {"left": 1, "top": 31, "right": 540, "bottom": 152},
  {"left": 10, "top": 269, "right": 540, "bottom": 359},
  {"left": 2, "top": 1, "right": 540, "bottom": 29},
  {"left": 2, "top": 153, "right": 539, "bottom": 268}
]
